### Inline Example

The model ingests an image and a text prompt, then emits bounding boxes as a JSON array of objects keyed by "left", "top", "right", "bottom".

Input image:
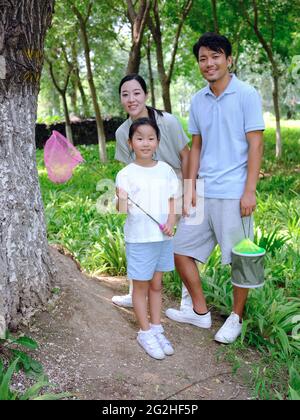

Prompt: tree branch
[
  {"left": 168, "top": 0, "right": 193, "bottom": 82},
  {"left": 127, "top": 0, "right": 136, "bottom": 24},
  {"left": 46, "top": 58, "right": 63, "bottom": 95}
]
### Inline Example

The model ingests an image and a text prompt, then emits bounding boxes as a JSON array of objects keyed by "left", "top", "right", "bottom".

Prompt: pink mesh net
[{"left": 44, "top": 131, "right": 84, "bottom": 183}]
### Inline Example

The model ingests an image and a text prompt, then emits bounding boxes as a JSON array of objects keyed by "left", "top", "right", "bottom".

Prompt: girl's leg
[
  {"left": 132, "top": 280, "right": 150, "bottom": 331},
  {"left": 148, "top": 271, "right": 163, "bottom": 326},
  {"left": 149, "top": 271, "right": 174, "bottom": 356}
]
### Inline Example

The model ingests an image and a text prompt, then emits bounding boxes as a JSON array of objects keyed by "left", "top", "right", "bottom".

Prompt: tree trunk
[
  {"left": 149, "top": 0, "right": 193, "bottom": 113},
  {"left": 127, "top": 42, "right": 142, "bottom": 74},
  {"left": 70, "top": 78, "right": 78, "bottom": 116},
  {"left": 70, "top": 43, "right": 78, "bottom": 115},
  {"left": 161, "top": 77, "right": 172, "bottom": 114},
  {"left": 272, "top": 73, "right": 282, "bottom": 158},
  {"left": 126, "top": 0, "right": 151, "bottom": 74},
  {"left": 148, "top": 1, "right": 172, "bottom": 112},
  {"left": 62, "top": 93, "right": 73, "bottom": 143},
  {"left": 73, "top": 5, "right": 107, "bottom": 162},
  {"left": 47, "top": 59, "right": 74, "bottom": 144},
  {"left": 77, "top": 71, "right": 89, "bottom": 118},
  {"left": 146, "top": 36, "right": 156, "bottom": 108},
  {"left": 0, "top": 0, "right": 56, "bottom": 336},
  {"left": 72, "top": 42, "right": 89, "bottom": 117},
  {"left": 211, "top": 0, "right": 219, "bottom": 33},
  {"left": 239, "top": 0, "right": 282, "bottom": 157}
]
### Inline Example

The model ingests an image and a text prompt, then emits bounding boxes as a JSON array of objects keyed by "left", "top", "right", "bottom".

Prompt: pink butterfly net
[{"left": 44, "top": 131, "right": 84, "bottom": 183}]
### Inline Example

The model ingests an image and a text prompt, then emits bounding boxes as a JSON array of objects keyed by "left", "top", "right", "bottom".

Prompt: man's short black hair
[{"left": 193, "top": 32, "right": 232, "bottom": 60}]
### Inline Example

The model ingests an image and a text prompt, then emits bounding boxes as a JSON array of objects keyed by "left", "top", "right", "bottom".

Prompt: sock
[
  {"left": 193, "top": 308, "right": 209, "bottom": 316},
  {"left": 139, "top": 329, "right": 151, "bottom": 335},
  {"left": 150, "top": 324, "right": 163, "bottom": 332}
]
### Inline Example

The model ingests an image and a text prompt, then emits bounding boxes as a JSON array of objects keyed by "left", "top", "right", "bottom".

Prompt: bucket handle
[{"left": 241, "top": 215, "right": 252, "bottom": 239}]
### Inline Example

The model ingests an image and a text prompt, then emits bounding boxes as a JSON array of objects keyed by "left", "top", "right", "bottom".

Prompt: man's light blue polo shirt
[{"left": 189, "top": 74, "right": 265, "bottom": 199}]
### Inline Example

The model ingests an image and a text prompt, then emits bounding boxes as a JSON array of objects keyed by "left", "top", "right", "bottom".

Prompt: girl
[
  {"left": 112, "top": 74, "right": 192, "bottom": 314},
  {"left": 116, "top": 118, "right": 178, "bottom": 360}
]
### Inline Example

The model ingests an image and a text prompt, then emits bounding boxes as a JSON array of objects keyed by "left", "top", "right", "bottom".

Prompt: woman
[{"left": 112, "top": 73, "right": 192, "bottom": 313}]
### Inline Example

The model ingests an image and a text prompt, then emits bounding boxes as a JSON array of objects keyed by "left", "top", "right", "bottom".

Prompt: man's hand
[
  {"left": 183, "top": 187, "right": 196, "bottom": 217},
  {"left": 240, "top": 190, "right": 256, "bottom": 217}
]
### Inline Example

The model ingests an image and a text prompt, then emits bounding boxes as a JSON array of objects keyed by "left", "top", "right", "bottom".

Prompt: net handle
[{"left": 241, "top": 214, "right": 252, "bottom": 238}]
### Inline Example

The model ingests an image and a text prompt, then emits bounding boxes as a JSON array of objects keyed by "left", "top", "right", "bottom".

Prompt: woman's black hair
[
  {"left": 119, "top": 74, "right": 164, "bottom": 120},
  {"left": 193, "top": 32, "right": 232, "bottom": 60},
  {"left": 128, "top": 117, "right": 160, "bottom": 141}
]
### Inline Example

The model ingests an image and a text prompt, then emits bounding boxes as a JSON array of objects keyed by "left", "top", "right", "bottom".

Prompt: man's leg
[
  {"left": 175, "top": 255, "right": 208, "bottom": 314},
  {"left": 165, "top": 254, "right": 211, "bottom": 328},
  {"left": 213, "top": 200, "right": 253, "bottom": 344},
  {"left": 233, "top": 286, "right": 249, "bottom": 320},
  {"left": 111, "top": 278, "right": 133, "bottom": 308}
]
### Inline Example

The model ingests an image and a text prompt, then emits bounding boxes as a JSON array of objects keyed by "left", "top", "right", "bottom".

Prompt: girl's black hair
[
  {"left": 193, "top": 32, "right": 232, "bottom": 60},
  {"left": 128, "top": 117, "right": 160, "bottom": 141},
  {"left": 119, "top": 74, "right": 164, "bottom": 120}
]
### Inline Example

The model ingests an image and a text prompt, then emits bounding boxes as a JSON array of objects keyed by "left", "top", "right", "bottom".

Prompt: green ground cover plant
[{"left": 37, "top": 125, "right": 300, "bottom": 399}]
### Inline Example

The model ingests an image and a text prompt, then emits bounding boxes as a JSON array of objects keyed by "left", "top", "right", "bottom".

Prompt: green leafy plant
[
  {"left": 0, "top": 358, "right": 70, "bottom": 400},
  {"left": 0, "top": 331, "right": 43, "bottom": 376},
  {"left": 0, "top": 332, "right": 71, "bottom": 400}
]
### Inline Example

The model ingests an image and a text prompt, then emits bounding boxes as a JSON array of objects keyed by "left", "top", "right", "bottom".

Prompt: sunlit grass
[{"left": 264, "top": 112, "right": 300, "bottom": 129}]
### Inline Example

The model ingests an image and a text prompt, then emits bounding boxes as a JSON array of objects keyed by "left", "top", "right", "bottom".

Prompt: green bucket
[{"left": 231, "top": 219, "right": 266, "bottom": 289}]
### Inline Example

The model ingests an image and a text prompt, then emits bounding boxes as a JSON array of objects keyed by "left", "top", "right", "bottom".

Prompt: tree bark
[
  {"left": 0, "top": 0, "right": 56, "bottom": 336},
  {"left": 211, "top": 0, "right": 219, "bottom": 33},
  {"left": 149, "top": 0, "right": 193, "bottom": 113},
  {"left": 126, "top": 0, "right": 151, "bottom": 74},
  {"left": 146, "top": 35, "right": 156, "bottom": 108},
  {"left": 71, "top": 41, "right": 89, "bottom": 117},
  {"left": 73, "top": 3, "right": 107, "bottom": 162}
]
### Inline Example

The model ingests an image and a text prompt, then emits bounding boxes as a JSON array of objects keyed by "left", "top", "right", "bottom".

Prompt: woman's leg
[
  {"left": 148, "top": 272, "right": 163, "bottom": 326},
  {"left": 132, "top": 280, "right": 150, "bottom": 331}
]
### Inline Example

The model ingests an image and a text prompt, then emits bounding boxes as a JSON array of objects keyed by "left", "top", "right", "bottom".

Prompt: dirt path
[{"left": 21, "top": 247, "right": 253, "bottom": 400}]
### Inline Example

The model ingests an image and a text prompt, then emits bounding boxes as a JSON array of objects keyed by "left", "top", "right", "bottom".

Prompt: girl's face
[
  {"left": 129, "top": 125, "right": 159, "bottom": 161},
  {"left": 120, "top": 79, "right": 148, "bottom": 120}
]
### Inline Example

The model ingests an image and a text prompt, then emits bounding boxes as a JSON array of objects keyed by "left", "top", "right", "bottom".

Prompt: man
[{"left": 166, "top": 32, "right": 264, "bottom": 344}]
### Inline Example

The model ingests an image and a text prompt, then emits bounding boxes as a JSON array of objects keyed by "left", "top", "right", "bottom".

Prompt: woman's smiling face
[{"left": 120, "top": 79, "right": 148, "bottom": 120}]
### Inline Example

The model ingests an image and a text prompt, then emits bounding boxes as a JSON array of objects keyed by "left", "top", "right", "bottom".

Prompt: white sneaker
[
  {"left": 214, "top": 312, "right": 242, "bottom": 344},
  {"left": 137, "top": 330, "right": 165, "bottom": 360},
  {"left": 151, "top": 325, "right": 174, "bottom": 356},
  {"left": 165, "top": 308, "right": 212, "bottom": 329},
  {"left": 112, "top": 293, "right": 133, "bottom": 308}
]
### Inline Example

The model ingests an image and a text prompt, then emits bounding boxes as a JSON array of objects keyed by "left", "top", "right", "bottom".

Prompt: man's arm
[
  {"left": 241, "top": 131, "right": 264, "bottom": 217},
  {"left": 184, "top": 134, "right": 202, "bottom": 216},
  {"left": 179, "top": 145, "right": 190, "bottom": 182}
]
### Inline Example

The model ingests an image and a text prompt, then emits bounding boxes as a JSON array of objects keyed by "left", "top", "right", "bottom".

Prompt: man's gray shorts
[{"left": 174, "top": 198, "right": 253, "bottom": 265}]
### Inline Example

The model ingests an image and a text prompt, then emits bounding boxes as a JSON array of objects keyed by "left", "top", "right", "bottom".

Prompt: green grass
[{"left": 37, "top": 127, "right": 300, "bottom": 400}]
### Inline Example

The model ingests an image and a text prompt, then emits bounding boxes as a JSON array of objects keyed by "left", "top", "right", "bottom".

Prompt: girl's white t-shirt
[{"left": 116, "top": 161, "right": 179, "bottom": 243}]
